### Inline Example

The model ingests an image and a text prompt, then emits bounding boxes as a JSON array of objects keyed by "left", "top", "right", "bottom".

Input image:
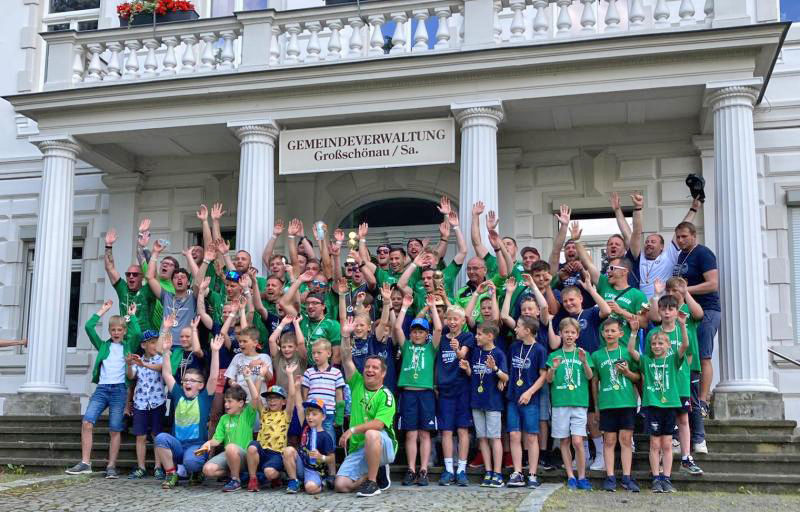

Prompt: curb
[
  {"left": 0, "top": 473, "right": 94, "bottom": 493},
  {"left": 516, "top": 483, "right": 563, "bottom": 512}
]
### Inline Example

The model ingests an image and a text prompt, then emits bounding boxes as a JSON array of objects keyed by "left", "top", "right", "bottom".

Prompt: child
[
  {"left": 627, "top": 314, "right": 689, "bottom": 493},
  {"left": 435, "top": 305, "right": 474, "bottom": 486},
  {"left": 156, "top": 334, "right": 223, "bottom": 489},
  {"left": 506, "top": 316, "right": 548, "bottom": 488},
  {"left": 394, "top": 294, "right": 442, "bottom": 486},
  {"left": 460, "top": 321, "right": 508, "bottom": 488},
  {"left": 465, "top": 282, "right": 499, "bottom": 330},
  {"left": 225, "top": 326, "right": 273, "bottom": 401},
  {"left": 268, "top": 315, "right": 307, "bottom": 392},
  {"left": 301, "top": 338, "right": 344, "bottom": 486},
  {"left": 200, "top": 383, "right": 259, "bottom": 491},
  {"left": 66, "top": 300, "right": 141, "bottom": 479},
  {"left": 546, "top": 317, "right": 594, "bottom": 491},
  {"left": 283, "top": 365, "right": 335, "bottom": 494},
  {"left": 590, "top": 318, "right": 640, "bottom": 492},
  {"left": 125, "top": 329, "right": 166, "bottom": 479},
  {"left": 160, "top": 312, "right": 206, "bottom": 384}
]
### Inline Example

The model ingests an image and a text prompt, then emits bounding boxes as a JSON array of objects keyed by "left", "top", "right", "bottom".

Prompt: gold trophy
[
  {"left": 433, "top": 270, "right": 444, "bottom": 291},
  {"left": 346, "top": 231, "right": 358, "bottom": 264}
]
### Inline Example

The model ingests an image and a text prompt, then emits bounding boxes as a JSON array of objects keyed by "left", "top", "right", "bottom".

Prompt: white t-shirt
[
  {"left": 224, "top": 353, "right": 273, "bottom": 401},
  {"left": 638, "top": 241, "right": 680, "bottom": 299},
  {"left": 99, "top": 343, "right": 126, "bottom": 385}
]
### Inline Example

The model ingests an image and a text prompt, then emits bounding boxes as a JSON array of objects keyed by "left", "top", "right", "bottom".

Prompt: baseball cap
[
  {"left": 261, "top": 385, "right": 287, "bottom": 399},
  {"left": 141, "top": 330, "right": 159, "bottom": 342},
  {"left": 409, "top": 318, "right": 431, "bottom": 332},
  {"left": 302, "top": 398, "right": 327, "bottom": 416}
]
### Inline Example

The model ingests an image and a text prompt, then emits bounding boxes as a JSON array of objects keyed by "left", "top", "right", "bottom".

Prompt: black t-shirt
[{"left": 672, "top": 244, "right": 720, "bottom": 311}]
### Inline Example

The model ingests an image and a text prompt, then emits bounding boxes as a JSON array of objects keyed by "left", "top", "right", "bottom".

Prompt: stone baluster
[
  {"left": 368, "top": 15, "right": 386, "bottom": 56},
  {"left": 704, "top": 0, "right": 714, "bottom": 24},
  {"left": 269, "top": 26, "right": 281, "bottom": 65},
  {"left": 679, "top": 0, "right": 696, "bottom": 26},
  {"left": 325, "top": 20, "right": 343, "bottom": 60},
  {"left": 123, "top": 39, "right": 141, "bottom": 79},
  {"left": 142, "top": 38, "right": 160, "bottom": 77},
  {"left": 390, "top": 12, "right": 408, "bottom": 54},
  {"left": 459, "top": 12, "right": 465, "bottom": 42},
  {"left": 492, "top": 1, "right": 502, "bottom": 43},
  {"left": 653, "top": 0, "right": 670, "bottom": 27},
  {"left": 284, "top": 23, "right": 302, "bottom": 64},
  {"left": 198, "top": 32, "right": 217, "bottom": 72},
  {"left": 509, "top": 0, "right": 526, "bottom": 43},
  {"left": 84, "top": 43, "right": 104, "bottom": 82},
  {"left": 72, "top": 45, "right": 85, "bottom": 83},
  {"left": 161, "top": 36, "right": 178, "bottom": 75},
  {"left": 532, "top": 0, "right": 550, "bottom": 40},
  {"left": 180, "top": 34, "right": 197, "bottom": 72},
  {"left": 412, "top": 9, "right": 430, "bottom": 51},
  {"left": 104, "top": 42, "right": 122, "bottom": 81},
  {"left": 433, "top": 8, "right": 451, "bottom": 50},
  {"left": 628, "top": 0, "right": 645, "bottom": 29},
  {"left": 556, "top": 0, "right": 573, "bottom": 37},
  {"left": 604, "top": 0, "right": 621, "bottom": 32},
  {"left": 580, "top": 0, "right": 597, "bottom": 33},
  {"left": 305, "top": 22, "right": 322, "bottom": 62},
  {"left": 219, "top": 30, "right": 236, "bottom": 69},
  {"left": 347, "top": 17, "right": 365, "bottom": 57}
]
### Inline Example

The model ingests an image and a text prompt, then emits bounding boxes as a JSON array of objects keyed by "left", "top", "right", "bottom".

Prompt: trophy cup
[
  {"left": 433, "top": 270, "right": 444, "bottom": 291},
  {"left": 346, "top": 232, "right": 358, "bottom": 264}
]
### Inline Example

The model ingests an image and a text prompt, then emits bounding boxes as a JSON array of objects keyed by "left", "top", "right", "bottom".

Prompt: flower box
[{"left": 121, "top": 9, "right": 199, "bottom": 26}]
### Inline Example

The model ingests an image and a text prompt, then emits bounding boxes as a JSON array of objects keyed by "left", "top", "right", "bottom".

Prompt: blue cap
[
  {"left": 261, "top": 385, "right": 287, "bottom": 399},
  {"left": 302, "top": 398, "right": 327, "bottom": 417},
  {"left": 141, "top": 330, "right": 159, "bottom": 342},
  {"left": 409, "top": 318, "right": 431, "bottom": 332}
]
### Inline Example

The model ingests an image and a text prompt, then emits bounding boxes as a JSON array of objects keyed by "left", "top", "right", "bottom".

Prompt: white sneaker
[
  {"left": 589, "top": 456, "right": 605, "bottom": 471},
  {"left": 631, "top": 439, "right": 636, "bottom": 453},
  {"left": 671, "top": 438, "right": 681, "bottom": 455},
  {"left": 693, "top": 440, "right": 708, "bottom": 454}
]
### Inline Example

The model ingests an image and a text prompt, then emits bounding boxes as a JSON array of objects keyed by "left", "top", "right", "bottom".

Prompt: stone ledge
[
  {"left": 1, "top": 393, "right": 81, "bottom": 416},
  {"left": 712, "top": 391, "right": 786, "bottom": 421}
]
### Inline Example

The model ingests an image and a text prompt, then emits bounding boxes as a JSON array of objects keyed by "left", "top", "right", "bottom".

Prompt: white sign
[{"left": 279, "top": 118, "right": 455, "bottom": 175}]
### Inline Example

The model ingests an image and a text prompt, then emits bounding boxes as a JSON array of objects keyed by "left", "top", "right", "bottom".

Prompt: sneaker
[
  {"left": 602, "top": 475, "right": 616, "bottom": 492},
  {"left": 481, "top": 472, "right": 493, "bottom": 487},
  {"left": 693, "top": 440, "right": 709, "bottom": 454},
  {"left": 589, "top": 456, "right": 605, "bottom": 471},
  {"left": 527, "top": 474, "right": 541, "bottom": 488},
  {"left": 128, "top": 467, "right": 146, "bottom": 479},
  {"left": 567, "top": 477, "right": 578, "bottom": 490},
  {"left": 469, "top": 452, "right": 484, "bottom": 469},
  {"left": 402, "top": 469, "right": 417, "bottom": 486},
  {"left": 438, "top": 470, "right": 455, "bottom": 486},
  {"left": 489, "top": 472, "right": 505, "bottom": 488},
  {"left": 681, "top": 456, "right": 704, "bottom": 476},
  {"left": 153, "top": 467, "right": 166, "bottom": 480},
  {"left": 577, "top": 478, "right": 592, "bottom": 491},
  {"left": 223, "top": 479, "right": 241, "bottom": 492},
  {"left": 507, "top": 471, "right": 525, "bottom": 487},
  {"left": 187, "top": 472, "right": 203, "bottom": 486},
  {"left": 417, "top": 469, "right": 429, "bottom": 486},
  {"left": 672, "top": 438, "right": 681, "bottom": 455},
  {"left": 651, "top": 477, "right": 665, "bottom": 493},
  {"left": 699, "top": 400, "right": 710, "bottom": 418},
  {"left": 286, "top": 479, "right": 300, "bottom": 494},
  {"left": 502, "top": 452, "right": 514, "bottom": 469},
  {"left": 661, "top": 477, "right": 677, "bottom": 493},
  {"left": 247, "top": 477, "right": 259, "bottom": 492},
  {"left": 65, "top": 462, "right": 91, "bottom": 475},
  {"left": 162, "top": 472, "right": 178, "bottom": 489},
  {"left": 105, "top": 467, "right": 119, "bottom": 479},
  {"left": 539, "top": 455, "right": 555, "bottom": 471},
  {"left": 356, "top": 479, "right": 381, "bottom": 497},
  {"left": 631, "top": 439, "right": 636, "bottom": 453},
  {"left": 621, "top": 476, "right": 640, "bottom": 493},
  {"left": 376, "top": 464, "right": 391, "bottom": 491},
  {"left": 456, "top": 470, "right": 469, "bottom": 487}
]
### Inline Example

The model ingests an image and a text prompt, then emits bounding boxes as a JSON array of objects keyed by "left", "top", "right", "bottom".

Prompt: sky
[{"left": 783, "top": 0, "right": 800, "bottom": 21}]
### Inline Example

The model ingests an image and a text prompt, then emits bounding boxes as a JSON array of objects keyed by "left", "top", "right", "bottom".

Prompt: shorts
[
  {"left": 248, "top": 441, "right": 284, "bottom": 472},
  {"left": 337, "top": 430, "right": 396, "bottom": 482},
  {"left": 207, "top": 444, "right": 247, "bottom": 472},
  {"left": 437, "top": 394, "right": 472, "bottom": 431},
  {"left": 599, "top": 407, "right": 636, "bottom": 433},
  {"left": 471, "top": 409, "right": 502, "bottom": 439},
  {"left": 679, "top": 396, "right": 691, "bottom": 414},
  {"left": 294, "top": 454, "right": 322, "bottom": 488},
  {"left": 644, "top": 406, "right": 678, "bottom": 437},
  {"left": 506, "top": 401, "right": 540, "bottom": 434},
  {"left": 215, "top": 368, "right": 227, "bottom": 394},
  {"left": 538, "top": 385, "right": 551, "bottom": 421},
  {"left": 697, "top": 309, "right": 721, "bottom": 359},
  {"left": 153, "top": 433, "right": 206, "bottom": 473},
  {"left": 551, "top": 406, "right": 587, "bottom": 438},
  {"left": 83, "top": 383, "right": 128, "bottom": 432},
  {"left": 132, "top": 403, "right": 166, "bottom": 436},
  {"left": 398, "top": 389, "right": 437, "bottom": 431}
]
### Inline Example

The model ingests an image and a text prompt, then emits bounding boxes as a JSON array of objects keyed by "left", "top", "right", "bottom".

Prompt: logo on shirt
[{"left": 511, "top": 355, "right": 531, "bottom": 370}]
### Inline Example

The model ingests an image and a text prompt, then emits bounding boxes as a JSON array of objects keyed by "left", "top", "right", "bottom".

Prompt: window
[
  {"left": 211, "top": 0, "right": 268, "bottom": 17},
  {"left": 340, "top": 198, "right": 441, "bottom": 228},
  {"left": 22, "top": 244, "right": 84, "bottom": 349},
  {"left": 44, "top": 0, "right": 100, "bottom": 32},
  {"left": 556, "top": 211, "right": 632, "bottom": 270},
  {"left": 790, "top": 208, "right": 800, "bottom": 341},
  {"left": 192, "top": 230, "right": 236, "bottom": 248},
  {"left": 49, "top": 0, "right": 100, "bottom": 12}
]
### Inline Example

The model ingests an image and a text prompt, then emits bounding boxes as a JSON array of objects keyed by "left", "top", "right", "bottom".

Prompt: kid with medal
[
  {"left": 628, "top": 312, "right": 689, "bottom": 493},
  {"left": 546, "top": 317, "right": 594, "bottom": 491},
  {"left": 590, "top": 318, "right": 641, "bottom": 492}
]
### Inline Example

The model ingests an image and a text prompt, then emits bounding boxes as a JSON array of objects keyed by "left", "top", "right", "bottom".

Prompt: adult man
[
  {"left": 146, "top": 240, "right": 198, "bottom": 346},
  {"left": 335, "top": 327, "right": 397, "bottom": 497},
  {"left": 673, "top": 221, "right": 719, "bottom": 417},
  {"left": 104, "top": 228, "right": 155, "bottom": 331}
]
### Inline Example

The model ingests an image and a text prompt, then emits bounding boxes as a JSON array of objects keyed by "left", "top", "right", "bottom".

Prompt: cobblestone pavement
[{"left": 0, "top": 476, "right": 559, "bottom": 512}]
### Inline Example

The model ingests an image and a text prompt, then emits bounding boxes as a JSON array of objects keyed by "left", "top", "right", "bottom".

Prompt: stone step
[
  {"left": 703, "top": 419, "right": 798, "bottom": 435},
  {"left": 631, "top": 433, "right": 800, "bottom": 453}
]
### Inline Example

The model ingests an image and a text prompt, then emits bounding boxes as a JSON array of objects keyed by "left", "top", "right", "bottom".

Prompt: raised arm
[
  {"left": 262, "top": 218, "right": 284, "bottom": 269},
  {"left": 375, "top": 283, "right": 393, "bottom": 341},
  {"left": 626, "top": 317, "right": 641, "bottom": 362},
  {"left": 464, "top": 286, "right": 481, "bottom": 329},
  {"left": 195, "top": 280, "right": 213, "bottom": 330},
  {"left": 189, "top": 317, "right": 204, "bottom": 357},
  {"left": 672, "top": 198, "right": 703, "bottom": 244},
  {"left": 470, "top": 201, "right": 489, "bottom": 259},
  {"left": 135, "top": 218, "right": 151, "bottom": 267},
  {"left": 676, "top": 311, "right": 689, "bottom": 358},
  {"left": 428, "top": 294, "right": 443, "bottom": 350},
  {"left": 161, "top": 336, "right": 176, "bottom": 391},
  {"left": 547, "top": 319, "right": 561, "bottom": 351},
  {"left": 578, "top": 348, "right": 593, "bottom": 380},
  {"left": 487, "top": 224, "right": 509, "bottom": 278},
  {"left": 577, "top": 272, "right": 611, "bottom": 318},
  {"left": 629, "top": 193, "right": 644, "bottom": 259},
  {"left": 572, "top": 222, "right": 601, "bottom": 284},
  {"left": 103, "top": 229, "right": 121, "bottom": 285},
  {"left": 278, "top": 269, "right": 314, "bottom": 316},
  {"left": 610, "top": 192, "right": 632, "bottom": 247},
  {"left": 205, "top": 334, "right": 223, "bottom": 395},
  {"left": 393, "top": 293, "right": 412, "bottom": 345},
  {"left": 145, "top": 241, "right": 165, "bottom": 298},
  {"left": 500, "top": 277, "right": 517, "bottom": 329},
  {"left": 214, "top": 237, "right": 235, "bottom": 273},
  {"left": 340, "top": 316, "right": 357, "bottom": 380},
  {"left": 548, "top": 205, "right": 571, "bottom": 272}
]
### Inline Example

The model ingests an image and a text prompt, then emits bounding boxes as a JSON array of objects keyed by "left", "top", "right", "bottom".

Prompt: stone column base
[
  {"left": 1, "top": 392, "right": 81, "bottom": 416},
  {"left": 712, "top": 391, "right": 785, "bottom": 420}
]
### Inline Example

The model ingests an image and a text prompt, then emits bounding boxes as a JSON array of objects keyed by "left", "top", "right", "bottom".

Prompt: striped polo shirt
[{"left": 302, "top": 365, "right": 345, "bottom": 415}]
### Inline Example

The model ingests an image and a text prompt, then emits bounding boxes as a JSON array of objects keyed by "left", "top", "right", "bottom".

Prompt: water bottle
[
  {"left": 309, "top": 428, "right": 318, "bottom": 466},
  {"left": 314, "top": 221, "right": 325, "bottom": 241}
]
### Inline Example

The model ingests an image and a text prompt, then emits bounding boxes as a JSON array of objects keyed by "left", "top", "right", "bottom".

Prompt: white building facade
[{"left": 0, "top": 0, "right": 799, "bottom": 419}]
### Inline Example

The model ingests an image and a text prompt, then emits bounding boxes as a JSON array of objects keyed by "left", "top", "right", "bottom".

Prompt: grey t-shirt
[{"left": 160, "top": 290, "right": 197, "bottom": 346}]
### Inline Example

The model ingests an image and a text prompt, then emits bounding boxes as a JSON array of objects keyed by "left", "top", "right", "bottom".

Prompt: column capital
[
  {"left": 227, "top": 120, "right": 280, "bottom": 145},
  {"left": 29, "top": 135, "right": 82, "bottom": 159},
  {"left": 101, "top": 172, "right": 144, "bottom": 193},
  {"left": 451, "top": 100, "right": 504, "bottom": 128},
  {"left": 704, "top": 78, "right": 762, "bottom": 111}
]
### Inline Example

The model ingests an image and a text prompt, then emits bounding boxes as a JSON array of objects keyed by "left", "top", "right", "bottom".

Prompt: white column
[
  {"left": 706, "top": 81, "right": 777, "bottom": 394},
  {"left": 451, "top": 101, "right": 504, "bottom": 258},
  {"left": 228, "top": 121, "right": 279, "bottom": 275},
  {"left": 18, "top": 137, "right": 82, "bottom": 394}
]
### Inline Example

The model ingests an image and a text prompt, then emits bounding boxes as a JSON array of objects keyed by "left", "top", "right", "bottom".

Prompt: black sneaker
[
  {"left": 417, "top": 469, "right": 429, "bottom": 486},
  {"left": 356, "top": 479, "right": 381, "bottom": 497},
  {"left": 651, "top": 478, "right": 664, "bottom": 493},
  {"left": 402, "top": 469, "right": 417, "bottom": 486},
  {"left": 661, "top": 477, "right": 677, "bottom": 493},
  {"left": 376, "top": 464, "right": 391, "bottom": 491}
]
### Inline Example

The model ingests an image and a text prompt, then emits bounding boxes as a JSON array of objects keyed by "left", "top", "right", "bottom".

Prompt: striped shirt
[{"left": 302, "top": 365, "right": 344, "bottom": 415}]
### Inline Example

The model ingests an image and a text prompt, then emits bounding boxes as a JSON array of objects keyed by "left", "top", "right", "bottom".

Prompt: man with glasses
[
  {"left": 104, "top": 227, "right": 156, "bottom": 331},
  {"left": 282, "top": 272, "right": 342, "bottom": 365},
  {"left": 375, "top": 244, "right": 391, "bottom": 271}
]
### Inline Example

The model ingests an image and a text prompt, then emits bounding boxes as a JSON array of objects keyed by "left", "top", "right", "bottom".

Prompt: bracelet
[
  {"left": 453, "top": 226, "right": 460, "bottom": 230},
  {"left": 360, "top": 238, "right": 366, "bottom": 243},
  {"left": 634, "top": 207, "right": 642, "bottom": 211},
  {"left": 124, "top": 315, "right": 131, "bottom": 322},
  {"left": 440, "top": 238, "right": 447, "bottom": 242},
  {"left": 105, "top": 245, "right": 113, "bottom": 249},
  {"left": 288, "top": 235, "right": 296, "bottom": 239},
  {"left": 349, "top": 426, "right": 357, "bottom": 435},
  {"left": 359, "top": 262, "right": 365, "bottom": 268},
  {"left": 203, "top": 259, "right": 212, "bottom": 265},
  {"left": 690, "top": 207, "right": 698, "bottom": 213}
]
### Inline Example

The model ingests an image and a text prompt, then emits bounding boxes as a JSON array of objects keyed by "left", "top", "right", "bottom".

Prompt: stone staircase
[{"left": 1, "top": 416, "right": 798, "bottom": 492}]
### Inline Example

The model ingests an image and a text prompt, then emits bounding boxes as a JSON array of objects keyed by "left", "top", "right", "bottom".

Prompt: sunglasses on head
[{"left": 225, "top": 270, "right": 240, "bottom": 282}]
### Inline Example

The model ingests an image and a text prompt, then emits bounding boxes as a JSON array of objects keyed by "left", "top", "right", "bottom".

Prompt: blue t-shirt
[
  {"left": 212, "top": 322, "right": 240, "bottom": 370},
  {"left": 506, "top": 340, "right": 548, "bottom": 403},
  {"left": 436, "top": 329, "right": 475, "bottom": 398},
  {"left": 673, "top": 244, "right": 720, "bottom": 311},
  {"left": 352, "top": 334, "right": 398, "bottom": 397},
  {"left": 170, "top": 386, "right": 213, "bottom": 446},
  {"left": 553, "top": 306, "right": 603, "bottom": 354},
  {"left": 469, "top": 346, "right": 507, "bottom": 412},
  {"left": 299, "top": 424, "right": 334, "bottom": 471}
]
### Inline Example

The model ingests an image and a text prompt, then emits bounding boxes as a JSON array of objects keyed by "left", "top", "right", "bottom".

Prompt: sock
[
  {"left": 165, "top": 468, "right": 176, "bottom": 474},
  {"left": 682, "top": 455, "right": 689, "bottom": 462},
  {"left": 444, "top": 458, "right": 454, "bottom": 473},
  {"left": 592, "top": 436, "right": 603, "bottom": 458},
  {"left": 457, "top": 460, "right": 467, "bottom": 473}
]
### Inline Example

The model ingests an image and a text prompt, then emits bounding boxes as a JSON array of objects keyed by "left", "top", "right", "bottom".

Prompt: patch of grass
[{"left": 0, "top": 475, "right": 90, "bottom": 496}]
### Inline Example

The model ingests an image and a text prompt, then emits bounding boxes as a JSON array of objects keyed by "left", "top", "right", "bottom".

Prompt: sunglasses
[
  {"left": 377, "top": 249, "right": 390, "bottom": 254},
  {"left": 607, "top": 265, "right": 627, "bottom": 273},
  {"left": 125, "top": 272, "right": 141, "bottom": 278},
  {"left": 310, "top": 280, "right": 328, "bottom": 288},
  {"left": 225, "top": 270, "right": 240, "bottom": 282}
]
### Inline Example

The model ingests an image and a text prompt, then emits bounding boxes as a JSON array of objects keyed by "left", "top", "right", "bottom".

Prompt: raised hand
[
  {"left": 337, "top": 277, "right": 348, "bottom": 294},
  {"left": 569, "top": 221, "right": 582, "bottom": 241},
  {"left": 100, "top": 299, "right": 113, "bottom": 313},
  {"left": 447, "top": 211, "right": 459, "bottom": 227},
  {"left": 577, "top": 348, "right": 587, "bottom": 363},
  {"left": 358, "top": 222, "right": 368, "bottom": 239},
  {"left": 196, "top": 204, "right": 208, "bottom": 221},
  {"left": 628, "top": 316, "right": 640, "bottom": 333},
  {"left": 164, "top": 310, "right": 178, "bottom": 330},
  {"left": 203, "top": 245, "right": 215, "bottom": 262},
  {"left": 677, "top": 309, "right": 688, "bottom": 326},
  {"left": 287, "top": 219, "right": 301, "bottom": 237},
  {"left": 486, "top": 354, "right": 497, "bottom": 371},
  {"left": 333, "top": 229, "right": 345, "bottom": 243},
  {"left": 653, "top": 278, "right": 665, "bottom": 296},
  {"left": 426, "top": 293, "right": 438, "bottom": 308},
  {"left": 342, "top": 316, "right": 356, "bottom": 337},
  {"left": 472, "top": 201, "right": 485, "bottom": 216},
  {"left": 127, "top": 302, "right": 137, "bottom": 316},
  {"left": 138, "top": 218, "right": 151, "bottom": 233},
  {"left": 105, "top": 229, "right": 117, "bottom": 247},
  {"left": 487, "top": 229, "right": 501, "bottom": 249},
  {"left": 286, "top": 362, "right": 298, "bottom": 375},
  {"left": 380, "top": 282, "right": 392, "bottom": 301},
  {"left": 153, "top": 239, "right": 166, "bottom": 253},
  {"left": 555, "top": 205, "right": 571, "bottom": 227},
  {"left": 610, "top": 192, "right": 621, "bottom": 211},
  {"left": 438, "top": 196, "right": 452, "bottom": 216},
  {"left": 486, "top": 210, "right": 498, "bottom": 231},
  {"left": 459, "top": 358, "right": 469, "bottom": 371},
  {"left": 298, "top": 270, "right": 315, "bottom": 283},
  {"left": 273, "top": 219, "right": 284, "bottom": 238},
  {"left": 210, "top": 334, "right": 224, "bottom": 352},
  {"left": 297, "top": 220, "right": 306, "bottom": 238},
  {"left": 239, "top": 274, "right": 252, "bottom": 290},
  {"left": 551, "top": 357, "right": 562, "bottom": 370},
  {"left": 211, "top": 203, "right": 225, "bottom": 220},
  {"left": 348, "top": 249, "right": 362, "bottom": 265},
  {"left": 215, "top": 238, "right": 230, "bottom": 255},
  {"left": 631, "top": 193, "right": 644, "bottom": 209},
  {"left": 329, "top": 242, "right": 340, "bottom": 256},
  {"left": 505, "top": 276, "right": 517, "bottom": 291},
  {"left": 402, "top": 293, "right": 413, "bottom": 309},
  {"left": 438, "top": 220, "right": 450, "bottom": 240},
  {"left": 449, "top": 337, "right": 459, "bottom": 352}
]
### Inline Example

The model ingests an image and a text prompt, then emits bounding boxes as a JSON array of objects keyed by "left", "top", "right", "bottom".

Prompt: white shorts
[{"left": 551, "top": 406, "right": 588, "bottom": 439}]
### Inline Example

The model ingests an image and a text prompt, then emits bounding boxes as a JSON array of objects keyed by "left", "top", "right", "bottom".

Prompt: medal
[
  {"left": 613, "top": 384, "right": 620, "bottom": 391},
  {"left": 516, "top": 379, "right": 524, "bottom": 387},
  {"left": 660, "top": 396, "right": 668, "bottom": 404},
  {"left": 567, "top": 384, "right": 575, "bottom": 391},
  {"left": 413, "top": 372, "right": 419, "bottom": 380},
  {"left": 478, "top": 385, "right": 484, "bottom": 393}
]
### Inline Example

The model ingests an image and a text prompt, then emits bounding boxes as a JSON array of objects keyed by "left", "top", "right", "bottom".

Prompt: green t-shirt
[
  {"left": 397, "top": 340, "right": 436, "bottom": 389},
  {"left": 409, "top": 260, "right": 462, "bottom": 314},
  {"left": 547, "top": 348, "right": 594, "bottom": 408},
  {"left": 455, "top": 274, "right": 507, "bottom": 323},
  {"left": 646, "top": 322, "right": 693, "bottom": 399},
  {"left": 640, "top": 353, "right": 683, "bottom": 408},
  {"left": 680, "top": 303, "right": 701, "bottom": 373},
  {"left": 112, "top": 279, "right": 156, "bottom": 331},
  {"left": 347, "top": 371, "right": 397, "bottom": 454},
  {"left": 141, "top": 260, "right": 175, "bottom": 329},
  {"left": 590, "top": 345, "right": 639, "bottom": 410},
  {"left": 596, "top": 275, "right": 647, "bottom": 344},
  {"left": 375, "top": 267, "right": 402, "bottom": 288},
  {"left": 213, "top": 404, "right": 258, "bottom": 449},
  {"left": 299, "top": 317, "right": 341, "bottom": 365}
]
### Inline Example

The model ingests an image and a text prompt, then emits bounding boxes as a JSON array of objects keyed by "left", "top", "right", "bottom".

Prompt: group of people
[{"left": 64, "top": 190, "right": 719, "bottom": 496}]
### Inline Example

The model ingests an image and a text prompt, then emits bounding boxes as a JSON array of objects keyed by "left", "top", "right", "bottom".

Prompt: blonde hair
[
  {"left": 313, "top": 338, "right": 332, "bottom": 352},
  {"left": 355, "top": 313, "right": 372, "bottom": 326},
  {"left": 445, "top": 305, "right": 466, "bottom": 319},
  {"left": 665, "top": 277, "right": 688, "bottom": 290},
  {"left": 108, "top": 315, "right": 126, "bottom": 329},
  {"left": 650, "top": 331, "right": 670, "bottom": 344},
  {"left": 559, "top": 317, "right": 580, "bottom": 332}
]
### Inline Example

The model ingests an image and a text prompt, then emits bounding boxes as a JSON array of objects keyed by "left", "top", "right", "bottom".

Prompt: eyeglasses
[
  {"left": 225, "top": 270, "right": 240, "bottom": 282},
  {"left": 306, "top": 300, "right": 322, "bottom": 306},
  {"left": 310, "top": 280, "right": 328, "bottom": 288},
  {"left": 182, "top": 379, "right": 203, "bottom": 384},
  {"left": 345, "top": 265, "right": 359, "bottom": 271},
  {"left": 125, "top": 272, "right": 141, "bottom": 278}
]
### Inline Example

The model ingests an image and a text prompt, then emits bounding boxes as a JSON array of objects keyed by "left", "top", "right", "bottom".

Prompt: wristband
[
  {"left": 105, "top": 245, "right": 113, "bottom": 249},
  {"left": 360, "top": 238, "right": 366, "bottom": 243},
  {"left": 288, "top": 235, "right": 296, "bottom": 239},
  {"left": 440, "top": 238, "right": 447, "bottom": 242},
  {"left": 349, "top": 426, "right": 357, "bottom": 435},
  {"left": 634, "top": 207, "right": 642, "bottom": 211},
  {"left": 271, "top": 235, "right": 277, "bottom": 240},
  {"left": 359, "top": 262, "right": 365, "bottom": 268},
  {"left": 124, "top": 315, "right": 131, "bottom": 322},
  {"left": 453, "top": 226, "right": 460, "bottom": 230},
  {"left": 690, "top": 207, "right": 698, "bottom": 213},
  {"left": 203, "top": 259, "right": 212, "bottom": 265}
]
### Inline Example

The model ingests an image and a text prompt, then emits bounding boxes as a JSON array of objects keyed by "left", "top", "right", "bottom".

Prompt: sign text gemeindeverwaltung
[{"left": 278, "top": 118, "right": 455, "bottom": 175}]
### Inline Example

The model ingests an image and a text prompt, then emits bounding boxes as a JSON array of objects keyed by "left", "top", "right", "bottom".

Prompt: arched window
[{"left": 340, "top": 198, "right": 441, "bottom": 228}]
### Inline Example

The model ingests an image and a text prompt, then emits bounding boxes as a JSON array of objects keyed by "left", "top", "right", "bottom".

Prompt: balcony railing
[{"left": 41, "top": 0, "right": 718, "bottom": 90}]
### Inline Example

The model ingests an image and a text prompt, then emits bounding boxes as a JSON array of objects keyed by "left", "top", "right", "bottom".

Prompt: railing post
[
  {"left": 42, "top": 31, "right": 78, "bottom": 90},
  {"left": 237, "top": 10, "right": 276, "bottom": 70},
  {"left": 461, "top": 0, "right": 496, "bottom": 50}
]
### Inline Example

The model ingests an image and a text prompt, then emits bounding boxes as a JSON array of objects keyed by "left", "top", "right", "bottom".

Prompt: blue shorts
[
  {"left": 506, "top": 401, "right": 540, "bottom": 434},
  {"left": 437, "top": 394, "right": 472, "bottom": 431},
  {"left": 83, "top": 383, "right": 127, "bottom": 432},
  {"left": 295, "top": 454, "right": 322, "bottom": 487},
  {"left": 697, "top": 309, "right": 721, "bottom": 359},
  {"left": 132, "top": 403, "right": 166, "bottom": 436},
  {"left": 153, "top": 433, "right": 206, "bottom": 473},
  {"left": 248, "top": 441, "right": 284, "bottom": 472},
  {"left": 398, "top": 389, "right": 437, "bottom": 431},
  {"left": 337, "top": 430, "right": 396, "bottom": 482},
  {"left": 538, "top": 385, "right": 551, "bottom": 422}
]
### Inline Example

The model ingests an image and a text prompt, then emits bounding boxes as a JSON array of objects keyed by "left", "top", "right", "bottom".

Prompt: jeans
[
  {"left": 689, "top": 371, "right": 706, "bottom": 444},
  {"left": 83, "top": 383, "right": 127, "bottom": 432},
  {"left": 154, "top": 433, "right": 206, "bottom": 473}
]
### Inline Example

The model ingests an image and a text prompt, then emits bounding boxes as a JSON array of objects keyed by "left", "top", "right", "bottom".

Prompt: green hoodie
[{"left": 85, "top": 313, "right": 142, "bottom": 385}]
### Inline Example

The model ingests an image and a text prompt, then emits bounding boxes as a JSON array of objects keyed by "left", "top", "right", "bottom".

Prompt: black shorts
[
  {"left": 644, "top": 406, "right": 678, "bottom": 437},
  {"left": 599, "top": 407, "right": 636, "bottom": 433},
  {"left": 132, "top": 403, "right": 166, "bottom": 437},
  {"left": 678, "top": 396, "right": 691, "bottom": 414}
]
